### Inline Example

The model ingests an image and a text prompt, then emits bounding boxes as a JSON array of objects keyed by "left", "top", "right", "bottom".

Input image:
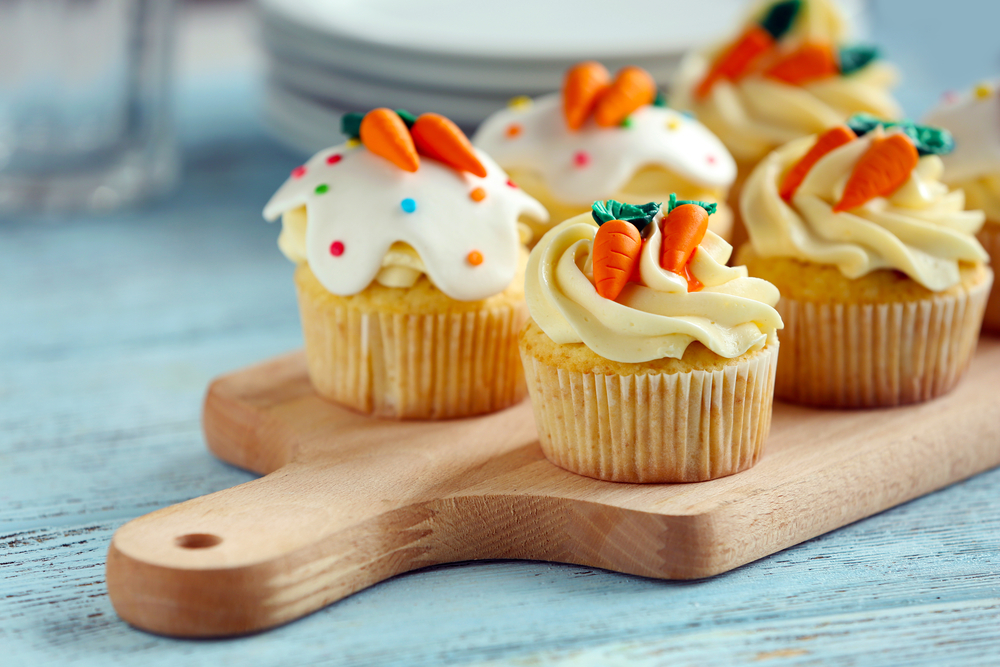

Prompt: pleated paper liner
[
  {"left": 297, "top": 273, "right": 528, "bottom": 420},
  {"left": 774, "top": 270, "right": 993, "bottom": 408},
  {"left": 520, "top": 338, "right": 780, "bottom": 483},
  {"left": 977, "top": 222, "right": 1000, "bottom": 333}
]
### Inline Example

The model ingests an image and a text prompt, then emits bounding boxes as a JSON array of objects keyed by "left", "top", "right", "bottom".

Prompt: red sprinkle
[
  {"left": 506, "top": 179, "right": 517, "bottom": 188},
  {"left": 326, "top": 154, "right": 343, "bottom": 165},
  {"left": 291, "top": 165, "right": 307, "bottom": 178},
  {"left": 573, "top": 151, "right": 590, "bottom": 167},
  {"left": 329, "top": 241, "right": 345, "bottom": 257}
]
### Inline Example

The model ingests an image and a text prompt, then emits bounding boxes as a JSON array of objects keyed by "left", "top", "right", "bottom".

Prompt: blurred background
[{"left": 1, "top": 0, "right": 998, "bottom": 217}]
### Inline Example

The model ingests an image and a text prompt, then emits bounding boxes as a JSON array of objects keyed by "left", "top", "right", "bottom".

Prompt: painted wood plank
[{"left": 4, "top": 467, "right": 1000, "bottom": 665}]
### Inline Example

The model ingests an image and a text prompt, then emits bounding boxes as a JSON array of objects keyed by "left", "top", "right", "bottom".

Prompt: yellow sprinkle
[
  {"left": 346, "top": 138, "right": 361, "bottom": 148},
  {"left": 507, "top": 95, "right": 533, "bottom": 111},
  {"left": 974, "top": 83, "right": 993, "bottom": 100},
  {"left": 666, "top": 118, "right": 681, "bottom": 131}
]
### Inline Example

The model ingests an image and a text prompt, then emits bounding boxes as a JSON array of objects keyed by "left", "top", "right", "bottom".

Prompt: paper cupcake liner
[
  {"left": 520, "top": 341, "right": 779, "bottom": 483},
  {"left": 774, "top": 273, "right": 992, "bottom": 408},
  {"left": 977, "top": 223, "right": 1000, "bottom": 333},
  {"left": 298, "top": 295, "right": 528, "bottom": 419}
]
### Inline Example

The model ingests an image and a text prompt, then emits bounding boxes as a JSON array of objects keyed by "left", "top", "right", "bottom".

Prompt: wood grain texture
[
  {"left": 106, "top": 341, "right": 1000, "bottom": 637},
  {"left": 6, "top": 6, "right": 1000, "bottom": 662}
]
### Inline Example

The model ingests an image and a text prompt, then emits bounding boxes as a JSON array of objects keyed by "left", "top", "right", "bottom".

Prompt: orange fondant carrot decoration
[
  {"left": 563, "top": 61, "right": 611, "bottom": 131},
  {"left": 765, "top": 42, "right": 839, "bottom": 85},
  {"left": 780, "top": 125, "right": 857, "bottom": 201},
  {"left": 594, "top": 66, "right": 657, "bottom": 127},
  {"left": 410, "top": 113, "right": 486, "bottom": 177},
  {"left": 695, "top": 25, "right": 775, "bottom": 99},
  {"left": 592, "top": 220, "right": 643, "bottom": 301},
  {"left": 660, "top": 204, "right": 710, "bottom": 275},
  {"left": 834, "top": 134, "right": 918, "bottom": 212},
  {"left": 360, "top": 108, "right": 420, "bottom": 172}
]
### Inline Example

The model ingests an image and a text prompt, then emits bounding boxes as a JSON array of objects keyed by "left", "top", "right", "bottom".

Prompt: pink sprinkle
[
  {"left": 326, "top": 154, "right": 342, "bottom": 165},
  {"left": 291, "top": 165, "right": 307, "bottom": 178},
  {"left": 942, "top": 90, "right": 959, "bottom": 103},
  {"left": 329, "top": 241, "right": 345, "bottom": 257},
  {"left": 506, "top": 179, "right": 517, "bottom": 188},
  {"left": 707, "top": 155, "right": 716, "bottom": 165},
  {"left": 573, "top": 151, "right": 590, "bottom": 167}
]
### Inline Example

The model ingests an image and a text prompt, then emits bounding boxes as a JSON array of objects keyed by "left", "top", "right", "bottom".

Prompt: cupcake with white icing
[
  {"left": 672, "top": 0, "right": 901, "bottom": 248},
  {"left": 473, "top": 62, "right": 737, "bottom": 242},
  {"left": 739, "top": 116, "right": 992, "bottom": 407},
  {"left": 925, "top": 80, "right": 1000, "bottom": 332},
  {"left": 264, "top": 108, "right": 547, "bottom": 419},
  {"left": 520, "top": 197, "right": 782, "bottom": 483}
]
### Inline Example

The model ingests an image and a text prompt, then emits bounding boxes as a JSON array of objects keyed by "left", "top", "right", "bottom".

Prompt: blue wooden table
[{"left": 3, "top": 2, "right": 1000, "bottom": 664}]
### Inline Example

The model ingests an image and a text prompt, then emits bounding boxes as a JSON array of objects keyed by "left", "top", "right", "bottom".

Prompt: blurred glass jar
[{"left": 0, "top": 0, "right": 178, "bottom": 215}]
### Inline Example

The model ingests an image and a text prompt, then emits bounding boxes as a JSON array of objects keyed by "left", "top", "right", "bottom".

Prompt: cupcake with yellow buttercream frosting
[
  {"left": 264, "top": 108, "right": 547, "bottom": 419},
  {"left": 520, "top": 196, "right": 783, "bottom": 483},
  {"left": 739, "top": 115, "right": 992, "bottom": 407},
  {"left": 925, "top": 81, "right": 1000, "bottom": 332},
  {"left": 672, "top": 0, "right": 902, "bottom": 249}
]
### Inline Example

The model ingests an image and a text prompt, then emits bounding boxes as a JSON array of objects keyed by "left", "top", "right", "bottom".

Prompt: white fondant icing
[
  {"left": 263, "top": 144, "right": 547, "bottom": 301},
  {"left": 471, "top": 94, "right": 736, "bottom": 205},
  {"left": 924, "top": 83, "right": 1000, "bottom": 183}
]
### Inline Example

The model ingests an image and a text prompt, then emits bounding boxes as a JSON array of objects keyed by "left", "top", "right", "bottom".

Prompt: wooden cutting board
[{"left": 106, "top": 339, "right": 1000, "bottom": 638}]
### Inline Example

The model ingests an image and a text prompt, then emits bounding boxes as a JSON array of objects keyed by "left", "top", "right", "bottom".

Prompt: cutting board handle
[{"left": 106, "top": 460, "right": 450, "bottom": 637}]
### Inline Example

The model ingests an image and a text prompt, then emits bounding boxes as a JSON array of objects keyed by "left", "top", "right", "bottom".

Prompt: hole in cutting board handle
[{"left": 175, "top": 533, "right": 222, "bottom": 549}]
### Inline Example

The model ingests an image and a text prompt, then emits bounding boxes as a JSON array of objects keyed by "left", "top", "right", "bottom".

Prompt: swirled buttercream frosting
[
  {"left": 741, "top": 126, "right": 988, "bottom": 291},
  {"left": 525, "top": 208, "right": 783, "bottom": 363},
  {"left": 672, "top": 0, "right": 901, "bottom": 164}
]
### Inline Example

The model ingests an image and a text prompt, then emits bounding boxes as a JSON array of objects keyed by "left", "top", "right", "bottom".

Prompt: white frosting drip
[
  {"left": 924, "top": 82, "right": 1000, "bottom": 184},
  {"left": 471, "top": 94, "right": 736, "bottom": 205},
  {"left": 263, "top": 144, "right": 547, "bottom": 301}
]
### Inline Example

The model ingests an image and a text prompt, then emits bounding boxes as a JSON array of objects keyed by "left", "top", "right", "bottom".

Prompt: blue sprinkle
[
  {"left": 401, "top": 198, "right": 417, "bottom": 213},
  {"left": 680, "top": 110, "right": 696, "bottom": 120}
]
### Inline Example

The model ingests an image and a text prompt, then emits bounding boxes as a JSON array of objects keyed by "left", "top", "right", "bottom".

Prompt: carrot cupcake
[
  {"left": 264, "top": 109, "right": 547, "bottom": 419},
  {"left": 672, "top": 0, "right": 901, "bottom": 248},
  {"left": 520, "top": 197, "right": 783, "bottom": 483},
  {"left": 739, "top": 115, "right": 992, "bottom": 408},
  {"left": 473, "top": 62, "right": 737, "bottom": 241},
  {"left": 925, "top": 81, "right": 1000, "bottom": 332}
]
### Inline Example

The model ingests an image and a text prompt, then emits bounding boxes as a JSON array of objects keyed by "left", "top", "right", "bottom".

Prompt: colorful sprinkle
[
  {"left": 345, "top": 138, "right": 361, "bottom": 149},
  {"left": 707, "top": 155, "right": 716, "bottom": 165},
  {"left": 942, "top": 90, "right": 959, "bottom": 103},
  {"left": 326, "top": 154, "right": 343, "bottom": 165},
  {"left": 329, "top": 241, "right": 345, "bottom": 257},
  {"left": 505, "top": 123, "right": 523, "bottom": 139},
  {"left": 291, "top": 165, "right": 306, "bottom": 179},
  {"left": 620, "top": 117, "right": 634, "bottom": 128},
  {"left": 506, "top": 179, "right": 517, "bottom": 188},
  {"left": 975, "top": 83, "right": 993, "bottom": 99},
  {"left": 467, "top": 250, "right": 483, "bottom": 266},
  {"left": 315, "top": 184, "right": 329, "bottom": 194},
  {"left": 507, "top": 95, "right": 533, "bottom": 111},
  {"left": 573, "top": 151, "right": 591, "bottom": 167},
  {"left": 470, "top": 188, "right": 487, "bottom": 202},
  {"left": 680, "top": 110, "right": 695, "bottom": 119},
  {"left": 666, "top": 118, "right": 681, "bottom": 131},
  {"left": 401, "top": 198, "right": 417, "bottom": 213}
]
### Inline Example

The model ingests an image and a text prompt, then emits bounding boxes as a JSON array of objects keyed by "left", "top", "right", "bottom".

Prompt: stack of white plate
[{"left": 259, "top": 0, "right": 869, "bottom": 154}]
